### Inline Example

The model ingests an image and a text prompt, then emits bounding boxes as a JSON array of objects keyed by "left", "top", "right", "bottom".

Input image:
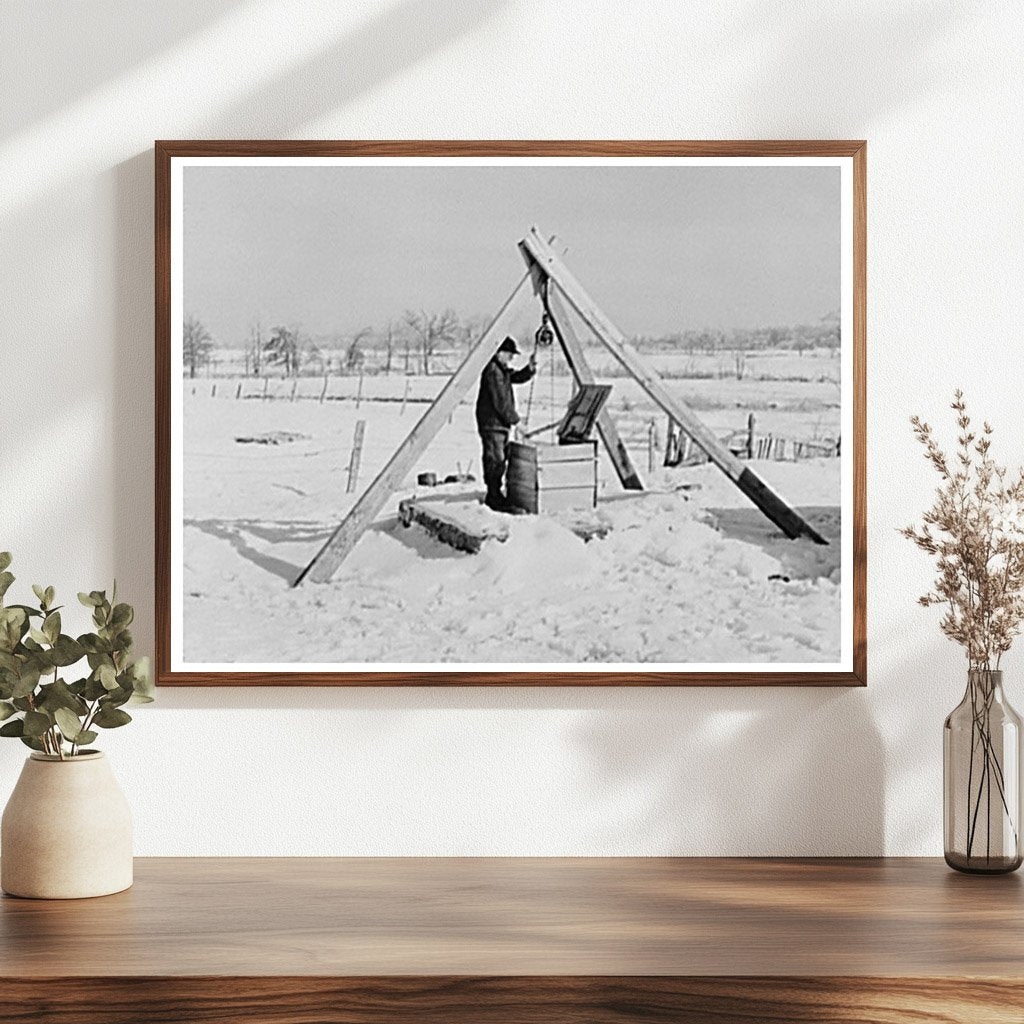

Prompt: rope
[{"left": 522, "top": 278, "right": 549, "bottom": 431}]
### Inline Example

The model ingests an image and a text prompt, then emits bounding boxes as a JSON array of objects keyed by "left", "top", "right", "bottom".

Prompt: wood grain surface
[
  {"left": 1, "top": 857, "right": 1020, "bottom": 1023},
  {"left": 155, "top": 139, "right": 867, "bottom": 687}
]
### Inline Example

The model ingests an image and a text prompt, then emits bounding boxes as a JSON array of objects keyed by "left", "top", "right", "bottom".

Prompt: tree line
[
  {"left": 182, "top": 309, "right": 840, "bottom": 379},
  {"left": 182, "top": 310, "right": 492, "bottom": 379}
]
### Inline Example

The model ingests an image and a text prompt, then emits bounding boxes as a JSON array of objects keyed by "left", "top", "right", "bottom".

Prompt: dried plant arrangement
[
  {"left": 902, "top": 390, "right": 1024, "bottom": 668},
  {"left": 903, "top": 390, "right": 1024, "bottom": 871}
]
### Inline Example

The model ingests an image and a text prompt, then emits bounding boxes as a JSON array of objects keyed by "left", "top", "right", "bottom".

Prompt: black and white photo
[{"left": 157, "top": 143, "right": 865, "bottom": 684}]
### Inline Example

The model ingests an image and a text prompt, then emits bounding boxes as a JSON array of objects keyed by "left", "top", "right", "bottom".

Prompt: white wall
[{"left": 1, "top": 0, "right": 1022, "bottom": 855}]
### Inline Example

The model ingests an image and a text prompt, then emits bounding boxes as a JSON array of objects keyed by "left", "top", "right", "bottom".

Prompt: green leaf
[
  {"left": 22, "top": 711, "right": 51, "bottom": 738},
  {"left": 79, "top": 634, "right": 112, "bottom": 655},
  {"left": 83, "top": 675, "right": 108, "bottom": 701},
  {"left": 36, "top": 678, "right": 88, "bottom": 717},
  {"left": 0, "top": 718, "right": 24, "bottom": 737},
  {"left": 50, "top": 635, "right": 85, "bottom": 667},
  {"left": 78, "top": 592, "right": 100, "bottom": 608},
  {"left": 93, "top": 705, "right": 131, "bottom": 729},
  {"left": 42, "top": 611, "right": 60, "bottom": 644},
  {"left": 28, "top": 627, "right": 49, "bottom": 646},
  {"left": 0, "top": 701, "right": 16, "bottom": 721},
  {"left": 0, "top": 607, "right": 27, "bottom": 651},
  {"left": 0, "top": 571, "right": 14, "bottom": 601},
  {"left": 44, "top": 586, "right": 55, "bottom": 608},
  {"left": 6, "top": 604, "right": 42, "bottom": 619},
  {"left": 0, "top": 552, "right": 11, "bottom": 573},
  {"left": 11, "top": 665, "right": 41, "bottom": 699},
  {"left": 98, "top": 663, "right": 118, "bottom": 690},
  {"left": 104, "top": 684, "right": 132, "bottom": 708},
  {"left": 110, "top": 603, "right": 133, "bottom": 629},
  {"left": 74, "top": 730, "right": 98, "bottom": 746},
  {"left": 53, "top": 707, "right": 85, "bottom": 741},
  {"left": 19, "top": 734, "right": 45, "bottom": 752},
  {"left": 127, "top": 657, "right": 155, "bottom": 702}
]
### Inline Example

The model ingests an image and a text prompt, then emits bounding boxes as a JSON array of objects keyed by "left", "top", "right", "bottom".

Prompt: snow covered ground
[{"left": 180, "top": 376, "right": 842, "bottom": 668}]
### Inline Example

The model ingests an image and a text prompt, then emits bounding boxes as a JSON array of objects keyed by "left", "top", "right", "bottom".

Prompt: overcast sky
[{"left": 183, "top": 163, "right": 840, "bottom": 344}]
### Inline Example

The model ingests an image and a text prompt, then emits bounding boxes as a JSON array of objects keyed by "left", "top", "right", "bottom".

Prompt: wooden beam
[
  {"left": 543, "top": 285, "right": 643, "bottom": 490},
  {"left": 294, "top": 274, "right": 533, "bottom": 585},
  {"left": 519, "top": 228, "right": 826, "bottom": 545},
  {"left": 398, "top": 498, "right": 509, "bottom": 554}
]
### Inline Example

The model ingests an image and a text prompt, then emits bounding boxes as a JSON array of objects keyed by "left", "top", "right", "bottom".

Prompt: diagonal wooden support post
[
  {"left": 294, "top": 273, "right": 534, "bottom": 585},
  {"left": 542, "top": 284, "right": 643, "bottom": 491},
  {"left": 519, "top": 227, "right": 826, "bottom": 545}
]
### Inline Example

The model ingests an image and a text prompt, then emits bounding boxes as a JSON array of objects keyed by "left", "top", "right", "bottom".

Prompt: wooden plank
[
  {"left": 542, "top": 285, "right": 644, "bottom": 490},
  {"left": 535, "top": 440, "right": 598, "bottom": 463},
  {"left": 3, "top": 975, "right": 1021, "bottom": 1024},
  {"left": 345, "top": 419, "right": 366, "bottom": 494},
  {"left": 294, "top": 274, "right": 533, "bottom": 585},
  {"left": 3, "top": 856, "right": 1020, "bottom": 977},
  {"left": 557, "top": 384, "right": 611, "bottom": 443},
  {"left": 537, "top": 460, "right": 597, "bottom": 488},
  {"left": 539, "top": 486, "right": 597, "bottom": 513},
  {"left": 520, "top": 229, "right": 825, "bottom": 544},
  {"left": 397, "top": 498, "right": 508, "bottom": 554}
]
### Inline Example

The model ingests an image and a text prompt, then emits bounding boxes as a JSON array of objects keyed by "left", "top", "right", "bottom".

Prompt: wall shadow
[
  {"left": 4, "top": 0, "right": 983, "bottom": 855},
  {"left": 0, "top": 1, "right": 243, "bottom": 138}
]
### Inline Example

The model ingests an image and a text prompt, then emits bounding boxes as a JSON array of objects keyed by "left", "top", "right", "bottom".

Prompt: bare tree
[
  {"left": 460, "top": 313, "right": 491, "bottom": 355},
  {"left": 403, "top": 309, "right": 459, "bottom": 376},
  {"left": 346, "top": 327, "right": 371, "bottom": 374},
  {"left": 264, "top": 326, "right": 301, "bottom": 377},
  {"left": 183, "top": 314, "right": 213, "bottom": 379}
]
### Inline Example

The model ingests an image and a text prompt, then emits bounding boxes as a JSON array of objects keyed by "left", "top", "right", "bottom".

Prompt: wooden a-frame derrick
[
  {"left": 294, "top": 227, "right": 825, "bottom": 587},
  {"left": 517, "top": 227, "right": 827, "bottom": 546}
]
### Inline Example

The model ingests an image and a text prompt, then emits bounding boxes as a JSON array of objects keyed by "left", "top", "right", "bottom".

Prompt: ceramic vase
[{"left": 1, "top": 751, "right": 133, "bottom": 898}]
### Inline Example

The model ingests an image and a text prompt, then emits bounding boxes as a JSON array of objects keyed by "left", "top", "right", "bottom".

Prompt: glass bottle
[{"left": 944, "top": 669, "right": 1022, "bottom": 873}]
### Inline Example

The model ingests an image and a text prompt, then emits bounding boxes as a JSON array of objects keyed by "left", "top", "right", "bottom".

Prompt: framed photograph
[{"left": 156, "top": 141, "right": 865, "bottom": 686}]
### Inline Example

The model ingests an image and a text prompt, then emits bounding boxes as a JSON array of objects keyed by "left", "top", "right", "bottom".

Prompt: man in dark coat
[{"left": 475, "top": 336, "right": 536, "bottom": 511}]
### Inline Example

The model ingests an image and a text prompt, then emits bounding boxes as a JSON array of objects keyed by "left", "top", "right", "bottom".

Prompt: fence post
[
  {"left": 746, "top": 412, "right": 755, "bottom": 460},
  {"left": 400, "top": 378, "right": 410, "bottom": 416},
  {"left": 320, "top": 374, "right": 328, "bottom": 404},
  {"left": 356, "top": 372, "right": 363, "bottom": 410},
  {"left": 290, "top": 378, "right": 298, "bottom": 403},
  {"left": 235, "top": 382, "right": 242, "bottom": 400},
  {"left": 262, "top": 378, "right": 269, "bottom": 401},
  {"left": 346, "top": 420, "right": 367, "bottom": 494}
]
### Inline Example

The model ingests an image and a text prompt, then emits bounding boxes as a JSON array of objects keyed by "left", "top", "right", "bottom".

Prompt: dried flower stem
[{"left": 903, "top": 391, "right": 1024, "bottom": 863}]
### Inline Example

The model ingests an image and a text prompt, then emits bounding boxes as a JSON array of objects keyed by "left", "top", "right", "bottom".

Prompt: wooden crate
[{"left": 507, "top": 440, "right": 598, "bottom": 514}]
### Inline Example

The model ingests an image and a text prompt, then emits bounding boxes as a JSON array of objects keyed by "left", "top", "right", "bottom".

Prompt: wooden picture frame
[{"left": 156, "top": 140, "right": 866, "bottom": 686}]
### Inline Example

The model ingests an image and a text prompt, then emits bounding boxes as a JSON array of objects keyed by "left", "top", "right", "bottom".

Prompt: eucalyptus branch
[{"left": 0, "top": 556, "right": 154, "bottom": 757}]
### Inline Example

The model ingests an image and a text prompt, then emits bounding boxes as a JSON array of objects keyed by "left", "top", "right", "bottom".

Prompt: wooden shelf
[{"left": 2, "top": 857, "right": 1021, "bottom": 1022}]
